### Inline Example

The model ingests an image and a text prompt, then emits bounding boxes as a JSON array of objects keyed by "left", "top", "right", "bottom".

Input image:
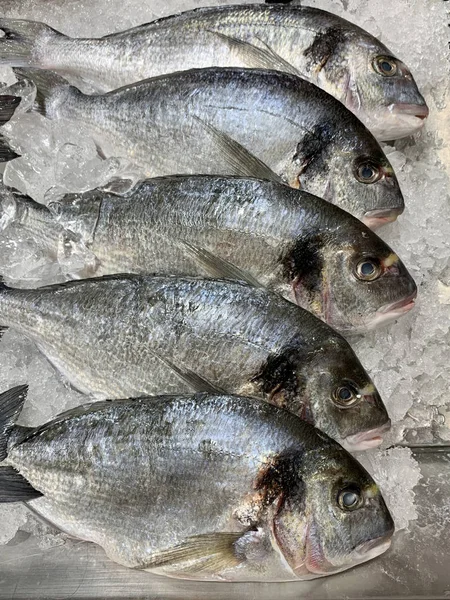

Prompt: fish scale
[
  {"left": 0, "top": 5, "right": 428, "bottom": 140},
  {"left": 0, "top": 390, "right": 395, "bottom": 581},
  {"left": 2, "top": 65, "right": 405, "bottom": 226},
  {"left": 0, "top": 275, "right": 390, "bottom": 448},
  {"left": 0, "top": 176, "right": 417, "bottom": 332}
]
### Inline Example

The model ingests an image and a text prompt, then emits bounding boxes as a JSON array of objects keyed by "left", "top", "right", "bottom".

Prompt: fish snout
[
  {"left": 343, "top": 420, "right": 391, "bottom": 451},
  {"left": 392, "top": 102, "right": 429, "bottom": 120},
  {"left": 378, "top": 287, "right": 417, "bottom": 316},
  {"left": 355, "top": 534, "right": 393, "bottom": 559},
  {"left": 362, "top": 207, "right": 404, "bottom": 230}
]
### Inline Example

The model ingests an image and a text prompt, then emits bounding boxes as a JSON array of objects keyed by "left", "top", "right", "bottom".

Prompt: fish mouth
[
  {"left": 378, "top": 289, "right": 417, "bottom": 315},
  {"left": 355, "top": 535, "right": 392, "bottom": 560},
  {"left": 296, "top": 529, "right": 392, "bottom": 577},
  {"left": 362, "top": 207, "right": 403, "bottom": 230},
  {"left": 343, "top": 420, "right": 391, "bottom": 452},
  {"left": 390, "top": 103, "right": 429, "bottom": 120},
  {"left": 373, "top": 103, "right": 429, "bottom": 140}
]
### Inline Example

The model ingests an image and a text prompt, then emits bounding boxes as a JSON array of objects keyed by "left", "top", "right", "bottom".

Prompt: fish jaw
[
  {"left": 341, "top": 420, "right": 392, "bottom": 452},
  {"left": 366, "top": 290, "right": 417, "bottom": 329},
  {"left": 362, "top": 207, "right": 404, "bottom": 230},
  {"left": 355, "top": 536, "right": 392, "bottom": 562},
  {"left": 291, "top": 525, "right": 392, "bottom": 578},
  {"left": 370, "top": 102, "right": 429, "bottom": 141}
]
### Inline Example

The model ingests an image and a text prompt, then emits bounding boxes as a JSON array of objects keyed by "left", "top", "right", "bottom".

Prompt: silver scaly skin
[
  {"left": 3, "top": 67, "right": 406, "bottom": 229},
  {"left": 0, "top": 176, "right": 417, "bottom": 332},
  {"left": 0, "top": 5, "right": 428, "bottom": 140},
  {"left": 0, "top": 275, "right": 390, "bottom": 450},
  {"left": 0, "top": 389, "right": 395, "bottom": 581}
]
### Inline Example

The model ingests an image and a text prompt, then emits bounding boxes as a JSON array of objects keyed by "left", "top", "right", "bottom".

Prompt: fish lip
[
  {"left": 343, "top": 420, "right": 391, "bottom": 452},
  {"left": 390, "top": 103, "right": 429, "bottom": 119},
  {"left": 355, "top": 536, "right": 392, "bottom": 559},
  {"left": 362, "top": 207, "right": 403, "bottom": 230},
  {"left": 378, "top": 290, "right": 417, "bottom": 314}
]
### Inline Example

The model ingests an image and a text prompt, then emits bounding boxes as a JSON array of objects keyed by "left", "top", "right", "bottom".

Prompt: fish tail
[
  {"left": 0, "top": 384, "right": 28, "bottom": 461},
  {"left": 13, "top": 67, "right": 74, "bottom": 119},
  {"left": 0, "top": 385, "right": 42, "bottom": 503},
  {"left": 0, "top": 131, "right": 19, "bottom": 162},
  {"left": 0, "top": 18, "right": 65, "bottom": 68},
  {"left": 0, "top": 385, "right": 40, "bottom": 503}
]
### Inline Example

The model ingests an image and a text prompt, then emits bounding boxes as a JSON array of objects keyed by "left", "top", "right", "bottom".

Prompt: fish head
[
  {"left": 307, "top": 28, "right": 428, "bottom": 140},
  {"left": 291, "top": 340, "right": 390, "bottom": 451},
  {"left": 289, "top": 120, "right": 405, "bottom": 228},
  {"left": 272, "top": 443, "right": 394, "bottom": 578},
  {"left": 290, "top": 219, "right": 417, "bottom": 332}
]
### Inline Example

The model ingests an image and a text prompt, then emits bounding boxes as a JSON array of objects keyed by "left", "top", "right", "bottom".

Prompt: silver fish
[
  {"left": 2, "top": 67, "right": 405, "bottom": 229},
  {"left": 0, "top": 5, "right": 428, "bottom": 139},
  {"left": 0, "top": 275, "right": 389, "bottom": 450},
  {"left": 0, "top": 177, "right": 417, "bottom": 332},
  {"left": 0, "top": 386, "right": 395, "bottom": 580}
]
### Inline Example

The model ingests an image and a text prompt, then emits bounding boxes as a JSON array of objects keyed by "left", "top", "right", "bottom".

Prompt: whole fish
[
  {"left": 1, "top": 67, "right": 404, "bottom": 229},
  {"left": 0, "top": 275, "right": 389, "bottom": 450},
  {"left": 0, "top": 5, "right": 428, "bottom": 140},
  {"left": 0, "top": 386, "right": 395, "bottom": 580},
  {"left": 0, "top": 177, "right": 417, "bottom": 332}
]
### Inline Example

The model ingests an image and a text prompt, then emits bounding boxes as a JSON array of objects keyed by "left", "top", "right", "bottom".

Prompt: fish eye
[
  {"left": 373, "top": 56, "right": 398, "bottom": 77},
  {"left": 355, "top": 258, "right": 382, "bottom": 281},
  {"left": 333, "top": 383, "right": 362, "bottom": 408},
  {"left": 355, "top": 161, "right": 382, "bottom": 184},
  {"left": 338, "top": 487, "right": 363, "bottom": 511}
]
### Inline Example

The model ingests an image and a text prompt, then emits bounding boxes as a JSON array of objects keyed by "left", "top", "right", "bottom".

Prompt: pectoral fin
[
  {"left": 148, "top": 350, "right": 224, "bottom": 394},
  {"left": 193, "top": 116, "right": 283, "bottom": 183},
  {"left": 137, "top": 532, "right": 244, "bottom": 574},
  {"left": 177, "top": 240, "right": 263, "bottom": 288},
  {"left": 209, "top": 30, "right": 300, "bottom": 77}
]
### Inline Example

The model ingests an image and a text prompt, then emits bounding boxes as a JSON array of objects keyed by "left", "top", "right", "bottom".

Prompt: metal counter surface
[{"left": 0, "top": 451, "right": 448, "bottom": 600}]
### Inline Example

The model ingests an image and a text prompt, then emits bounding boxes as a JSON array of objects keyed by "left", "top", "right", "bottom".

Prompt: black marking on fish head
[
  {"left": 255, "top": 449, "right": 306, "bottom": 511},
  {"left": 280, "top": 234, "right": 336, "bottom": 324},
  {"left": 293, "top": 122, "right": 335, "bottom": 184},
  {"left": 250, "top": 347, "right": 313, "bottom": 423},
  {"left": 304, "top": 27, "right": 348, "bottom": 75}
]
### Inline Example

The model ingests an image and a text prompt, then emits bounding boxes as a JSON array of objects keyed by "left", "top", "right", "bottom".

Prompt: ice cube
[{"left": 358, "top": 447, "right": 422, "bottom": 531}]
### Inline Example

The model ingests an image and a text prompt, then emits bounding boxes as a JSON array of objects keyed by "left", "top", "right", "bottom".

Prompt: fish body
[
  {"left": 1, "top": 176, "right": 417, "bottom": 332},
  {"left": 0, "top": 386, "right": 395, "bottom": 580},
  {"left": 0, "top": 275, "right": 389, "bottom": 450},
  {"left": 0, "top": 5, "right": 428, "bottom": 139},
  {"left": 4, "top": 67, "right": 405, "bottom": 228}
]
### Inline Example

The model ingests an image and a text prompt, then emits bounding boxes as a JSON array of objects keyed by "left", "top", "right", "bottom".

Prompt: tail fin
[
  {"left": 0, "top": 466, "right": 42, "bottom": 502},
  {"left": 13, "top": 67, "right": 73, "bottom": 119},
  {"left": 0, "top": 384, "right": 28, "bottom": 461},
  {"left": 0, "top": 18, "right": 64, "bottom": 68},
  {"left": 0, "top": 95, "right": 21, "bottom": 161},
  {"left": 0, "top": 132, "right": 19, "bottom": 161}
]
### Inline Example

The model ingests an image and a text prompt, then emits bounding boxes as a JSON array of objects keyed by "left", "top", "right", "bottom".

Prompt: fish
[
  {"left": 0, "top": 385, "right": 395, "bottom": 580},
  {"left": 0, "top": 275, "right": 390, "bottom": 451},
  {"left": 0, "top": 67, "right": 405, "bottom": 229},
  {"left": 0, "top": 176, "right": 417, "bottom": 332},
  {"left": 0, "top": 5, "right": 428, "bottom": 140}
]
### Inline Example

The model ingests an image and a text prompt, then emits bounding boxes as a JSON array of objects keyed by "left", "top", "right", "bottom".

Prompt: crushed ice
[{"left": 0, "top": 0, "right": 449, "bottom": 545}]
